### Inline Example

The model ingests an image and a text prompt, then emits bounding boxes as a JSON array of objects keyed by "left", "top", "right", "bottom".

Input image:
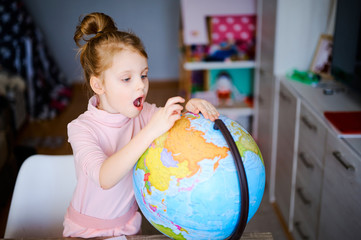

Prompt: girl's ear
[{"left": 90, "top": 76, "right": 105, "bottom": 95}]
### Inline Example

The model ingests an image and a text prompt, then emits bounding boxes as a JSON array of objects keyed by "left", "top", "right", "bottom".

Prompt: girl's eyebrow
[
  {"left": 118, "top": 70, "right": 131, "bottom": 76},
  {"left": 117, "top": 67, "right": 148, "bottom": 76}
]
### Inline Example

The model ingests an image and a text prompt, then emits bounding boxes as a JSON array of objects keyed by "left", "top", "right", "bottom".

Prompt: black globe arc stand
[{"left": 214, "top": 119, "right": 249, "bottom": 240}]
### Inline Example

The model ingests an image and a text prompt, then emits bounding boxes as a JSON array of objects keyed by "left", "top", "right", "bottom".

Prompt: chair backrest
[{"left": 5, "top": 154, "right": 76, "bottom": 238}]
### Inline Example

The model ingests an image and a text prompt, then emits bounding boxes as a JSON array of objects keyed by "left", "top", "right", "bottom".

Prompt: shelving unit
[{"left": 179, "top": 0, "right": 258, "bottom": 133}]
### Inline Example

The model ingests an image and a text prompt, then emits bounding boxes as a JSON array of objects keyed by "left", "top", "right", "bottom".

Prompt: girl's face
[{"left": 97, "top": 49, "right": 149, "bottom": 118}]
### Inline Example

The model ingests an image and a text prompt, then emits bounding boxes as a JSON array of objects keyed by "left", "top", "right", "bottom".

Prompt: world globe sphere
[{"left": 133, "top": 112, "right": 265, "bottom": 239}]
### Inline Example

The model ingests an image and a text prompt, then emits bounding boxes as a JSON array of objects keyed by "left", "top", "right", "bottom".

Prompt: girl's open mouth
[{"left": 133, "top": 97, "right": 143, "bottom": 108}]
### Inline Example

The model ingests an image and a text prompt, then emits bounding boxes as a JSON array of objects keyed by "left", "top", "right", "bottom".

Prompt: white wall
[
  {"left": 22, "top": 0, "right": 181, "bottom": 83},
  {"left": 273, "top": 0, "right": 334, "bottom": 75}
]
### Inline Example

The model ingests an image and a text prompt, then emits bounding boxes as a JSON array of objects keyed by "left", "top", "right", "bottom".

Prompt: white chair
[{"left": 5, "top": 154, "right": 76, "bottom": 238}]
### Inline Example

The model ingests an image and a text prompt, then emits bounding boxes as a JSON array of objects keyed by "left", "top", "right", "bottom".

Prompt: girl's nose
[{"left": 136, "top": 77, "right": 145, "bottom": 90}]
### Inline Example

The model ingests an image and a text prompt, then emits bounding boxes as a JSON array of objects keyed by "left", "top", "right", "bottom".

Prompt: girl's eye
[
  {"left": 141, "top": 75, "right": 148, "bottom": 80},
  {"left": 122, "top": 78, "right": 131, "bottom": 82}
]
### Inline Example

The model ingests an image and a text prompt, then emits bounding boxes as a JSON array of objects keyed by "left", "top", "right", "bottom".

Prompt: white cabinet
[
  {"left": 317, "top": 132, "right": 361, "bottom": 240},
  {"left": 255, "top": 0, "right": 361, "bottom": 239},
  {"left": 271, "top": 78, "right": 361, "bottom": 240},
  {"left": 293, "top": 104, "right": 326, "bottom": 240},
  {"left": 274, "top": 82, "right": 299, "bottom": 226}
]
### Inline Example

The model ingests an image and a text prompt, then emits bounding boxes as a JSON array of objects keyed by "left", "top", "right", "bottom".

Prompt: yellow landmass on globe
[{"left": 145, "top": 133, "right": 191, "bottom": 192}]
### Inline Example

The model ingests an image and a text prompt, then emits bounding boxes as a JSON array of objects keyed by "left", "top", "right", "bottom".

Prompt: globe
[{"left": 133, "top": 112, "right": 265, "bottom": 239}]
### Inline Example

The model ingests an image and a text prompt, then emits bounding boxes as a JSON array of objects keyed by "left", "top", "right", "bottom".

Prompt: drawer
[
  {"left": 294, "top": 174, "right": 321, "bottom": 233},
  {"left": 318, "top": 132, "right": 361, "bottom": 239},
  {"left": 293, "top": 204, "right": 317, "bottom": 240},
  {"left": 296, "top": 141, "right": 323, "bottom": 199},
  {"left": 298, "top": 103, "right": 326, "bottom": 166},
  {"left": 293, "top": 140, "right": 323, "bottom": 237}
]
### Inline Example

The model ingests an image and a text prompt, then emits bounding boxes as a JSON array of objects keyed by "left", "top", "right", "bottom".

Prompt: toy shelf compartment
[
  {"left": 182, "top": 61, "right": 255, "bottom": 114},
  {"left": 180, "top": 61, "right": 255, "bottom": 133}
]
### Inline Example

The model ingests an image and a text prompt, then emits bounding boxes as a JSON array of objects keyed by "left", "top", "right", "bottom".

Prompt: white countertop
[
  {"left": 280, "top": 77, "right": 361, "bottom": 157},
  {"left": 284, "top": 79, "right": 361, "bottom": 113}
]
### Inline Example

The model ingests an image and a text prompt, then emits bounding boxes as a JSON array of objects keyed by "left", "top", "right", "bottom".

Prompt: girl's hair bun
[{"left": 74, "top": 12, "right": 117, "bottom": 47}]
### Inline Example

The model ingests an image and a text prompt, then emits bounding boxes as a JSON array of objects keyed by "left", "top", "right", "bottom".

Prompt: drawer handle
[
  {"left": 301, "top": 116, "right": 317, "bottom": 132},
  {"left": 299, "top": 152, "right": 314, "bottom": 169},
  {"left": 297, "top": 187, "right": 311, "bottom": 206},
  {"left": 294, "top": 221, "right": 309, "bottom": 240},
  {"left": 279, "top": 91, "right": 291, "bottom": 103},
  {"left": 332, "top": 151, "right": 355, "bottom": 171},
  {"left": 258, "top": 95, "right": 264, "bottom": 104},
  {"left": 260, "top": 68, "right": 265, "bottom": 76}
]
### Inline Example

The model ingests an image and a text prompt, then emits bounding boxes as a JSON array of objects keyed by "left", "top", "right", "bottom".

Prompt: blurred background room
[{"left": 1, "top": 0, "right": 361, "bottom": 239}]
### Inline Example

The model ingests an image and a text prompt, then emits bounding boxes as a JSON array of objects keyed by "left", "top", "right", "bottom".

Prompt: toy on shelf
[
  {"left": 205, "top": 39, "right": 239, "bottom": 62},
  {"left": 191, "top": 69, "right": 252, "bottom": 108},
  {"left": 215, "top": 71, "right": 233, "bottom": 105},
  {"left": 186, "top": 15, "right": 257, "bottom": 63}
]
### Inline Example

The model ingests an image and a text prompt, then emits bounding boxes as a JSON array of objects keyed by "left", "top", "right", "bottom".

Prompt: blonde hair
[{"left": 74, "top": 12, "right": 148, "bottom": 93}]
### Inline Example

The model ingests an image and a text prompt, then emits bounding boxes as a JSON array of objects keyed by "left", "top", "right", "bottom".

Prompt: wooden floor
[{"left": 0, "top": 80, "right": 180, "bottom": 237}]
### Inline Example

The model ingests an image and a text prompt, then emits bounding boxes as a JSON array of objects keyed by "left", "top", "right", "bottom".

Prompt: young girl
[{"left": 63, "top": 12, "right": 219, "bottom": 238}]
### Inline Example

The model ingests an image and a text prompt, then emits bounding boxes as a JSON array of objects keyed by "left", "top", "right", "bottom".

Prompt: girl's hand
[
  {"left": 99, "top": 96, "right": 184, "bottom": 189},
  {"left": 185, "top": 98, "right": 219, "bottom": 121},
  {"left": 147, "top": 96, "right": 185, "bottom": 138}
]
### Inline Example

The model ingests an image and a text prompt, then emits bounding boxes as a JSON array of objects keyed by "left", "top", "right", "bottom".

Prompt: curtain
[{"left": 0, "top": 0, "right": 71, "bottom": 119}]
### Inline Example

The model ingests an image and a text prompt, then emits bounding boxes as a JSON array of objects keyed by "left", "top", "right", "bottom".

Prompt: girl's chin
[{"left": 126, "top": 108, "right": 143, "bottom": 118}]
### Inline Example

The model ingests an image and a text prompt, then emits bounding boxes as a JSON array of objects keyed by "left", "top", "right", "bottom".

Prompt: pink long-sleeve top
[{"left": 63, "top": 95, "right": 157, "bottom": 238}]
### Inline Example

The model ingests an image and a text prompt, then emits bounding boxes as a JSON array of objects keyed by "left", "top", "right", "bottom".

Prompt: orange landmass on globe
[
  {"left": 144, "top": 115, "right": 229, "bottom": 192},
  {"left": 165, "top": 115, "right": 229, "bottom": 177}
]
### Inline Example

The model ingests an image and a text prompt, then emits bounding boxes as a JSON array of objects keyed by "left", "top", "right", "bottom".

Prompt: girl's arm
[
  {"left": 99, "top": 96, "right": 185, "bottom": 189},
  {"left": 99, "top": 97, "right": 219, "bottom": 189}
]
